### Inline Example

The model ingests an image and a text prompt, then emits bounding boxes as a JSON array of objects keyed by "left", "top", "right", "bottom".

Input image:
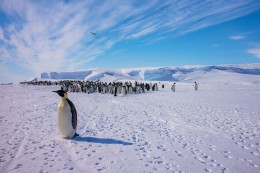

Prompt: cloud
[
  {"left": 229, "top": 35, "right": 247, "bottom": 40},
  {"left": 247, "top": 48, "right": 260, "bottom": 59},
  {"left": 0, "top": 27, "right": 4, "bottom": 39},
  {"left": 247, "top": 42, "right": 260, "bottom": 59},
  {"left": 0, "top": 0, "right": 259, "bottom": 79}
]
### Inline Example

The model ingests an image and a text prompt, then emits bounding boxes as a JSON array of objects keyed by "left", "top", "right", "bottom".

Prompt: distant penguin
[
  {"left": 194, "top": 82, "right": 198, "bottom": 91},
  {"left": 114, "top": 85, "right": 118, "bottom": 96},
  {"left": 171, "top": 83, "right": 176, "bottom": 92},
  {"left": 53, "top": 90, "right": 78, "bottom": 139},
  {"left": 122, "top": 86, "right": 127, "bottom": 96},
  {"left": 155, "top": 83, "right": 158, "bottom": 91}
]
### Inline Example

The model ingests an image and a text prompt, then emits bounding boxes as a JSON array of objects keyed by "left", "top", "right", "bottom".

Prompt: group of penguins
[
  {"left": 23, "top": 80, "right": 199, "bottom": 94},
  {"left": 24, "top": 80, "right": 164, "bottom": 96},
  {"left": 23, "top": 80, "right": 199, "bottom": 95},
  {"left": 59, "top": 80, "right": 160, "bottom": 96}
]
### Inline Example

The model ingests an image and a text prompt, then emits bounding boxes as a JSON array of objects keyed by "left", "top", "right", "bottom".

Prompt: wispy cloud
[
  {"left": 0, "top": 27, "right": 4, "bottom": 39},
  {"left": 229, "top": 35, "right": 247, "bottom": 40},
  {"left": 247, "top": 42, "right": 260, "bottom": 59},
  {"left": 247, "top": 48, "right": 260, "bottom": 58},
  {"left": 0, "top": 0, "right": 259, "bottom": 79}
]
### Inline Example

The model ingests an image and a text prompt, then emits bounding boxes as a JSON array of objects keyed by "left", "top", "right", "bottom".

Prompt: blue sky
[{"left": 0, "top": 0, "right": 260, "bottom": 83}]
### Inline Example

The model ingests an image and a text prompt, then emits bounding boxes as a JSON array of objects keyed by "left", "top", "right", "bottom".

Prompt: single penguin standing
[
  {"left": 53, "top": 90, "right": 79, "bottom": 139},
  {"left": 171, "top": 83, "right": 176, "bottom": 92},
  {"left": 194, "top": 82, "right": 198, "bottom": 91}
]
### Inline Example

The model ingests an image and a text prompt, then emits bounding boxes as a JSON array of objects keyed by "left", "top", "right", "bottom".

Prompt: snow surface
[
  {"left": 1, "top": 70, "right": 260, "bottom": 173},
  {"left": 40, "top": 64, "right": 260, "bottom": 82}
]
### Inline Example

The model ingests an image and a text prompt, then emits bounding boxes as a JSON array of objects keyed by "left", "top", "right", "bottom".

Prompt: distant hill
[{"left": 40, "top": 63, "right": 260, "bottom": 83}]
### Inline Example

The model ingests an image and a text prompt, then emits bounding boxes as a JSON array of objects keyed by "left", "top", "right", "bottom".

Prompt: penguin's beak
[{"left": 52, "top": 90, "right": 58, "bottom": 93}]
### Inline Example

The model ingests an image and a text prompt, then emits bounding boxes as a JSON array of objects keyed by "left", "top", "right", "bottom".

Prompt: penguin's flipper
[{"left": 66, "top": 98, "right": 77, "bottom": 130}]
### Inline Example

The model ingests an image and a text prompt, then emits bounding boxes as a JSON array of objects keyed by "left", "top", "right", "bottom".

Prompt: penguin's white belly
[
  {"left": 57, "top": 105, "right": 75, "bottom": 138},
  {"left": 122, "top": 88, "right": 126, "bottom": 96}
]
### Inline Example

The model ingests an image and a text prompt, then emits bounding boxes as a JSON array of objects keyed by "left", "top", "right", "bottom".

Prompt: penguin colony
[
  {"left": 23, "top": 80, "right": 160, "bottom": 96},
  {"left": 23, "top": 80, "right": 199, "bottom": 94}
]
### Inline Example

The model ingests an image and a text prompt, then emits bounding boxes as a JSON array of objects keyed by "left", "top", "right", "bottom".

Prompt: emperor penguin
[
  {"left": 121, "top": 85, "right": 127, "bottom": 96},
  {"left": 53, "top": 90, "right": 79, "bottom": 139},
  {"left": 194, "top": 82, "right": 198, "bottom": 91},
  {"left": 171, "top": 83, "right": 176, "bottom": 92}
]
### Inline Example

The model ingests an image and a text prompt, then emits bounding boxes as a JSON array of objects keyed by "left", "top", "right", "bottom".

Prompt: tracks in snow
[{"left": 0, "top": 85, "right": 259, "bottom": 173}]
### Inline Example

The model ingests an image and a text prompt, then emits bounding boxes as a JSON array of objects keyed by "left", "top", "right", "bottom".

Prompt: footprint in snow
[
  {"left": 224, "top": 155, "right": 232, "bottom": 159},
  {"left": 249, "top": 144, "right": 255, "bottom": 147},
  {"left": 194, "top": 156, "right": 206, "bottom": 164},
  {"left": 223, "top": 150, "right": 231, "bottom": 154},
  {"left": 15, "top": 163, "right": 23, "bottom": 169},
  {"left": 242, "top": 145, "right": 250, "bottom": 150},
  {"left": 202, "top": 154, "right": 210, "bottom": 159},
  {"left": 182, "top": 143, "right": 188, "bottom": 149},
  {"left": 244, "top": 158, "right": 252, "bottom": 162},
  {"left": 38, "top": 169, "right": 48, "bottom": 173},
  {"left": 251, "top": 151, "right": 259, "bottom": 156},
  {"left": 205, "top": 168, "right": 212, "bottom": 172},
  {"left": 249, "top": 163, "right": 259, "bottom": 168},
  {"left": 175, "top": 151, "right": 183, "bottom": 157}
]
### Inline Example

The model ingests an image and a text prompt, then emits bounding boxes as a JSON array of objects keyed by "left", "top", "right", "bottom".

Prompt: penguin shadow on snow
[{"left": 73, "top": 136, "right": 133, "bottom": 145}]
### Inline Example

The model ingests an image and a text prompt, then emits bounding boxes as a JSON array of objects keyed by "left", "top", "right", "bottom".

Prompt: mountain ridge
[{"left": 40, "top": 63, "right": 260, "bottom": 82}]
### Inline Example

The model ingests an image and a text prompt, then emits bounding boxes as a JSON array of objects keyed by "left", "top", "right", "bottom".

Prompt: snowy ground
[{"left": 0, "top": 80, "right": 260, "bottom": 172}]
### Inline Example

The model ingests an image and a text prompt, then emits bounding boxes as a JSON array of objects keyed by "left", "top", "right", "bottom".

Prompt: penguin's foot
[{"left": 73, "top": 133, "right": 80, "bottom": 138}]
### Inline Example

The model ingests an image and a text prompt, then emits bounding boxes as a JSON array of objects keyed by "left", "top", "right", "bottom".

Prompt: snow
[{"left": 1, "top": 68, "right": 260, "bottom": 173}]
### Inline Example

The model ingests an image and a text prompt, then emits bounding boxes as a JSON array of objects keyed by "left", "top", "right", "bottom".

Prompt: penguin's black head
[{"left": 53, "top": 90, "right": 67, "bottom": 97}]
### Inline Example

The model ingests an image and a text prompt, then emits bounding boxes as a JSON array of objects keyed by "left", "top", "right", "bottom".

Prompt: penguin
[
  {"left": 53, "top": 90, "right": 79, "bottom": 139},
  {"left": 121, "top": 85, "right": 127, "bottom": 96},
  {"left": 171, "top": 83, "right": 176, "bottom": 92},
  {"left": 114, "top": 85, "right": 118, "bottom": 96},
  {"left": 155, "top": 83, "right": 158, "bottom": 91},
  {"left": 194, "top": 82, "right": 198, "bottom": 91}
]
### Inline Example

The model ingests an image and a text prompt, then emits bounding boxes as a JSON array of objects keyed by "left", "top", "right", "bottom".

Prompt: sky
[{"left": 0, "top": 0, "right": 260, "bottom": 83}]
